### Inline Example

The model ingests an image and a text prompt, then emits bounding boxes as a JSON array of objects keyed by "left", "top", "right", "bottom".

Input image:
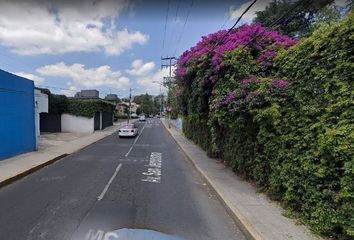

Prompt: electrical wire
[
  {"left": 162, "top": 0, "right": 171, "bottom": 54},
  {"left": 243, "top": 0, "right": 309, "bottom": 48},
  {"left": 173, "top": 0, "right": 194, "bottom": 57},
  {"left": 215, "top": 0, "right": 258, "bottom": 47}
]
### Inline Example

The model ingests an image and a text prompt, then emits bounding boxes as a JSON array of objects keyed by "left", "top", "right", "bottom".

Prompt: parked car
[
  {"left": 139, "top": 114, "right": 146, "bottom": 121},
  {"left": 118, "top": 123, "right": 138, "bottom": 137}
]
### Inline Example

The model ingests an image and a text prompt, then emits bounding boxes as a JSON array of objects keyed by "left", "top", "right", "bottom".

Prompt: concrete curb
[
  {"left": 161, "top": 122, "right": 258, "bottom": 240},
  {"left": 0, "top": 122, "right": 129, "bottom": 189},
  {"left": 0, "top": 154, "right": 69, "bottom": 189},
  {"left": 161, "top": 120, "right": 323, "bottom": 240}
]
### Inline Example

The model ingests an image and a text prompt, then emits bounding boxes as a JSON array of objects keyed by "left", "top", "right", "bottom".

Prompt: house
[
  {"left": 130, "top": 102, "right": 139, "bottom": 116},
  {"left": 115, "top": 101, "right": 139, "bottom": 117},
  {"left": 0, "top": 70, "right": 36, "bottom": 160},
  {"left": 116, "top": 102, "right": 129, "bottom": 116}
]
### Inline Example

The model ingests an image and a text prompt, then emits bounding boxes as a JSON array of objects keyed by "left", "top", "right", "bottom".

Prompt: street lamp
[
  {"left": 152, "top": 81, "right": 170, "bottom": 128},
  {"left": 152, "top": 81, "right": 164, "bottom": 117},
  {"left": 128, "top": 88, "right": 137, "bottom": 123}
]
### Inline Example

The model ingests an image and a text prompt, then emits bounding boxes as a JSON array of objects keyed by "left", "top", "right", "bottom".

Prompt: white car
[
  {"left": 118, "top": 123, "right": 138, "bottom": 137},
  {"left": 139, "top": 115, "right": 146, "bottom": 121}
]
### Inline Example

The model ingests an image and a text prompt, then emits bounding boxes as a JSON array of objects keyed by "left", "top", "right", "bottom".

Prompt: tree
[
  {"left": 134, "top": 93, "right": 158, "bottom": 115},
  {"left": 167, "top": 85, "right": 179, "bottom": 119},
  {"left": 254, "top": 0, "right": 334, "bottom": 37},
  {"left": 154, "top": 94, "right": 165, "bottom": 112},
  {"left": 311, "top": 4, "right": 341, "bottom": 30}
]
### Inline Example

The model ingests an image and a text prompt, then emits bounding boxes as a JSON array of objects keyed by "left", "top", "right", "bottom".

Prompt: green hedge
[
  {"left": 179, "top": 13, "right": 354, "bottom": 239},
  {"left": 268, "top": 14, "right": 354, "bottom": 237},
  {"left": 67, "top": 100, "right": 115, "bottom": 118}
]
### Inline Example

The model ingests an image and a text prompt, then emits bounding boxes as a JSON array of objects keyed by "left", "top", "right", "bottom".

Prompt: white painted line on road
[
  {"left": 97, "top": 163, "right": 122, "bottom": 201},
  {"left": 125, "top": 122, "right": 147, "bottom": 157}
]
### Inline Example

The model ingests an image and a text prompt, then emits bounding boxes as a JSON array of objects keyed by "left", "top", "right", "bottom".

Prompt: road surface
[{"left": 0, "top": 118, "right": 246, "bottom": 240}]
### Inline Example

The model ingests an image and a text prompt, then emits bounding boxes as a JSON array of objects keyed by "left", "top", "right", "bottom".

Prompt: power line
[
  {"left": 174, "top": 0, "right": 181, "bottom": 21},
  {"left": 162, "top": 0, "right": 171, "bottom": 54},
  {"left": 173, "top": 0, "right": 194, "bottom": 57},
  {"left": 215, "top": 0, "right": 258, "bottom": 47},
  {"left": 243, "top": 0, "right": 308, "bottom": 49}
]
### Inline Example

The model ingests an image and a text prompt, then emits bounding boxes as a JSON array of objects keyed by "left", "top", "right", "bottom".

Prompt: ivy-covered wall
[
  {"left": 40, "top": 89, "right": 115, "bottom": 118},
  {"left": 175, "top": 13, "right": 353, "bottom": 239},
  {"left": 67, "top": 99, "right": 115, "bottom": 118}
]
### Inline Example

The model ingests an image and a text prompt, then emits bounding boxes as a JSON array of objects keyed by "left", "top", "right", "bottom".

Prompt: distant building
[
  {"left": 115, "top": 101, "right": 139, "bottom": 117},
  {"left": 130, "top": 102, "right": 139, "bottom": 116},
  {"left": 74, "top": 90, "right": 99, "bottom": 99},
  {"left": 116, "top": 102, "right": 129, "bottom": 116},
  {"left": 104, "top": 94, "right": 118, "bottom": 102}
]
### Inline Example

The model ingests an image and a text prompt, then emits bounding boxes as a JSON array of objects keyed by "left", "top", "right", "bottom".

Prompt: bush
[
  {"left": 67, "top": 99, "right": 115, "bottom": 118},
  {"left": 269, "top": 13, "right": 354, "bottom": 238},
  {"left": 114, "top": 114, "right": 129, "bottom": 121},
  {"left": 175, "top": 13, "right": 354, "bottom": 239}
]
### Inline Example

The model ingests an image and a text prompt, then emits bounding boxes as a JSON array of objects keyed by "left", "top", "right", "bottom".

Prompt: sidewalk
[
  {"left": 161, "top": 119, "right": 321, "bottom": 240},
  {"left": 0, "top": 120, "right": 131, "bottom": 188}
]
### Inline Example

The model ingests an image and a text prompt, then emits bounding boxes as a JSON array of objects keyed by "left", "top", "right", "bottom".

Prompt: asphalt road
[{"left": 0, "top": 118, "right": 246, "bottom": 240}]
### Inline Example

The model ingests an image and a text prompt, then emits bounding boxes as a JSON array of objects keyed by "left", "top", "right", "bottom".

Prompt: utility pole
[
  {"left": 128, "top": 87, "right": 132, "bottom": 123},
  {"left": 159, "top": 84, "right": 162, "bottom": 118},
  {"left": 161, "top": 56, "right": 177, "bottom": 128},
  {"left": 161, "top": 56, "right": 177, "bottom": 85}
]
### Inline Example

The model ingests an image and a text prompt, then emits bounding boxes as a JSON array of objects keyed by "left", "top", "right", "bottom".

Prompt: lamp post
[
  {"left": 128, "top": 88, "right": 137, "bottom": 123},
  {"left": 152, "top": 81, "right": 170, "bottom": 128}
]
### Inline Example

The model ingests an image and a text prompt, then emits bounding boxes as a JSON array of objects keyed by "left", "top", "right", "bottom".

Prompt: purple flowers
[
  {"left": 175, "top": 23, "right": 297, "bottom": 84},
  {"left": 242, "top": 76, "right": 259, "bottom": 86},
  {"left": 271, "top": 79, "right": 289, "bottom": 89},
  {"left": 245, "top": 90, "right": 260, "bottom": 102},
  {"left": 175, "top": 88, "right": 182, "bottom": 97}
]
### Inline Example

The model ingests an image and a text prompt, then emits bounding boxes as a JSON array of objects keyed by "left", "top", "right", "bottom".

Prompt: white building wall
[
  {"left": 34, "top": 89, "right": 49, "bottom": 146},
  {"left": 61, "top": 114, "right": 94, "bottom": 134}
]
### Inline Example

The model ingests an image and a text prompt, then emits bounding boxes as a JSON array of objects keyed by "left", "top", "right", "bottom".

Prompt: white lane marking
[
  {"left": 124, "top": 122, "right": 147, "bottom": 157},
  {"left": 97, "top": 163, "right": 122, "bottom": 201},
  {"left": 141, "top": 152, "right": 162, "bottom": 184}
]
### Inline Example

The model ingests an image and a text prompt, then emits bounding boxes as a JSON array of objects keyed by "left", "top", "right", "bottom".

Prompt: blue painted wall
[{"left": 0, "top": 69, "right": 36, "bottom": 160}]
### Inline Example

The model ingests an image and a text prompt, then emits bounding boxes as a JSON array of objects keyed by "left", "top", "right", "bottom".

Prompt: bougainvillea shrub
[
  {"left": 177, "top": 24, "right": 297, "bottom": 153},
  {"left": 175, "top": 12, "right": 353, "bottom": 240}
]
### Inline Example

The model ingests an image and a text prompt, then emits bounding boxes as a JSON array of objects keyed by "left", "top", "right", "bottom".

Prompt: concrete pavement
[
  {"left": 0, "top": 118, "right": 246, "bottom": 240},
  {"left": 0, "top": 120, "right": 131, "bottom": 188},
  {"left": 162, "top": 118, "right": 321, "bottom": 240}
]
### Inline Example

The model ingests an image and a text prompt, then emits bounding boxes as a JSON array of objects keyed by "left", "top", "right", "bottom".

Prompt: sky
[{"left": 0, "top": 0, "right": 347, "bottom": 98}]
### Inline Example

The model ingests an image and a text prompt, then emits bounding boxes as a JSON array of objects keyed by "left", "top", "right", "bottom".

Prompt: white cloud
[
  {"left": 14, "top": 71, "right": 44, "bottom": 85},
  {"left": 126, "top": 59, "right": 156, "bottom": 76},
  {"left": 229, "top": 0, "right": 348, "bottom": 24},
  {"left": 0, "top": 0, "right": 148, "bottom": 56},
  {"left": 229, "top": 0, "right": 272, "bottom": 23},
  {"left": 134, "top": 64, "right": 175, "bottom": 95},
  {"left": 334, "top": 0, "right": 347, "bottom": 7},
  {"left": 37, "top": 62, "right": 130, "bottom": 89}
]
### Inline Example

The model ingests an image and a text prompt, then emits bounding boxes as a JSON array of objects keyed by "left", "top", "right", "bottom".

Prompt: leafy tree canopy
[{"left": 253, "top": 0, "right": 336, "bottom": 37}]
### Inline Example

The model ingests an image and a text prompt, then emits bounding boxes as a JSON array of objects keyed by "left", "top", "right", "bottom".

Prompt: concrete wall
[
  {"left": 0, "top": 70, "right": 36, "bottom": 160},
  {"left": 170, "top": 117, "right": 183, "bottom": 130},
  {"left": 35, "top": 89, "right": 49, "bottom": 138},
  {"left": 61, "top": 114, "right": 94, "bottom": 134},
  {"left": 35, "top": 89, "right": 48, "bottom": 113}
]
